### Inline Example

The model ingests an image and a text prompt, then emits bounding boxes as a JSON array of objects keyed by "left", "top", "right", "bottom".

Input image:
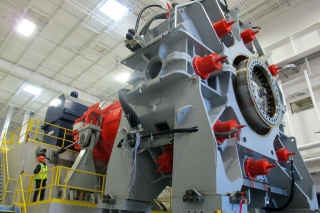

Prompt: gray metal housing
[{"left": 99, "top": 0, "right": 318, "bottom": 213}]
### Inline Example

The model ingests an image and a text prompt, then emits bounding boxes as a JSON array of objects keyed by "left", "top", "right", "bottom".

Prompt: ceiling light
[
  {"left": 17, "top": 19, "right": 35, "bottom": 36},
  {"left": 50, "top": 98, "right": 62, "bottom": 107},
  {"left": 23, "top": 84, "right": 42, "bottom": 96},
  {"left": 99, "top": 0, "right": 128, "bottom": 21},
  {"left": 116, "top": 72, "right": 130, "bottom": 82}
]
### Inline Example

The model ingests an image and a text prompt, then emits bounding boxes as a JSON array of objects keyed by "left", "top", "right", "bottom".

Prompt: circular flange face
[
  {"left": 234, "top": 58, "right": 283, "bottom": 134},
  {"left": 145, "top": 58, "right": 162, "bottom": 80}
]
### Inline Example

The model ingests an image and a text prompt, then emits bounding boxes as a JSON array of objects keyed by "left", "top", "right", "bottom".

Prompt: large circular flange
[{"left": 234, "top": 57, "right": 282, "bottom": 134}]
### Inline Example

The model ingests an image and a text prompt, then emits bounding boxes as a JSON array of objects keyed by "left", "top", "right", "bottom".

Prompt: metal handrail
[
  {"left": 156, "top": 187, "right": 172, "bottom": 212},
  {"left": 1, "top": 118, "right": 107, "bottom": 208},
  {"left": 15, "top": 166, "right": 105, "bottom": 206},
  {"left": 0, "top": 117, "right": 81, "bottom": 207},
  {"left": 1, "top": 133, "right": 16, "bottom": 205},
  {"left": 2, "top": 118, "right": 77, "bottom": 152},
  {"left": 19, "top": 176, "right": 27, "bottom": 213}
]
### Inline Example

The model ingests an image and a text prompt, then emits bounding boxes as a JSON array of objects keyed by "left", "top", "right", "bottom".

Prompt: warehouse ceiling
[{"left": 0, "top": 0, "right": 295, "bottom": 132}]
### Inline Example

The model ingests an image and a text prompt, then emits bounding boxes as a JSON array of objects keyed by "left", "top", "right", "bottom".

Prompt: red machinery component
[
  {"left": 212, "top": 19, "right": 236, "bottom": 38},
  {"left": 192, "top": 53, "right": 227, "bottom": 79},
  {"left": 268, "top": 64, "right": 282, "bottom": 76},
  {"left": 166, "top": 3, "right": 172, "bottom": 18},
  {"left": 276, "top": 148, "right": 296, "bottom": 162},
  {"left": 240, "top": 28, "right": 259, "bottom": 44},
  {"left": 74, "top": 101, "right": 122, "bottom": 163},
  {"left": 213, "top": 120, "right": 246, "bottom": 145},
  {"left": 244, "top": 157, "right": 276, "bottom": 179},
  {"left": 156, "top": 145, "right": 174, "bottom": 173}
]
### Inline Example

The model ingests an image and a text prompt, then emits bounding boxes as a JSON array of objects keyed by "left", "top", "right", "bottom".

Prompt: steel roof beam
[{"left": 0, "top": 59, "right": 100, "bottom": 104}]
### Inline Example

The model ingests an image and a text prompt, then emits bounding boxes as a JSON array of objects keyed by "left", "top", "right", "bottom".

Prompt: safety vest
[{"left": 35, "top": 163, "right": 47, "bottom": 180}]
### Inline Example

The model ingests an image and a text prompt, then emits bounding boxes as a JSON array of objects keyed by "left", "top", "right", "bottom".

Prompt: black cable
[
  {"left": 262, "top": 158, "right": 295, "bottom": 211},
  {"left": 224, "top": 0, "right": 229, "bottom": 18},
  {"left": 139, "top": 13, "right": 167, "bottom": 36},
  {"left": 134, "top": 4, "right": 164, "bottom": 33},
  {"left": 139, "top": 128, "right": 237, "bottom": 140},
  {"left": 140, "top": 127, "right": 198, "bottom": 139},
  {"left": 118, "top": 89, "right": 142, "bottom": 129}
]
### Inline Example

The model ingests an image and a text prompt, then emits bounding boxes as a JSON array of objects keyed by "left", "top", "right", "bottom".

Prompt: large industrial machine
[
  {"left": 42, "top": 92, "right": 89, "bottom": 148},
  {"left": 3, "top": 1, "right": 318, "bottom": 212},
  {"left": 88, "top": 0, "right": 318, "bottom": 213},
  {"left": 65, "top": 100, "right": 122, "bottom": 195}
]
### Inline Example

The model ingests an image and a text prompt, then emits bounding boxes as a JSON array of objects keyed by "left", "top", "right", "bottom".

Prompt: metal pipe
[
  {"left": 304, "top": 69, "right": 320, "bottom": 125},
  {"left": 55, "top": 142, "right": 77, "bottom": 155},
  {"left": 304, "top": 156, "right": 320, "bottom": 164},
  {"left": 239, "top": 0, "right": 269, "bottom": 16},
  {"left": 298, "top": 141, "right": 320, "bottom": 151},
  {"left": 277, "top": 80, "right": 293, "bottom": 136},
  {"left": 63, "top": 141, "right": 77, "bottom": 150},
  {"left": 305, "top": 57, "right": 313, "bottom": 75}
]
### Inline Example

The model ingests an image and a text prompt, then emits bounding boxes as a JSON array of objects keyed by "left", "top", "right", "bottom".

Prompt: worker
[{"left": 32, "top": 156, "right": 47, "bottom": 202}]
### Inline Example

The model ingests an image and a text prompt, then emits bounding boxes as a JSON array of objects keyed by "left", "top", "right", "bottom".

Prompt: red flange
[
  {"left": 212, "top": 19, "right": 236, "bottom": 38},
  {"left": 268, "top": 64, "right": 282, "bottom": 76},
  {"left": 156, "top": 145, "right": 174, "bottom": 173},
  {"left": 213, "top": 120, "right": 246, "bottom": 145},
  {"left": 244, "top": 158, "right": 276, "bottom": 179},
  {"left": 276, "top": 148, "right": 296, "bottom": 162},
  {"left": 240, "top": 28, "right": 259, "bottom": 44},
  {"left": 192, "top": 53, "right": 227, "bottom": 79}
]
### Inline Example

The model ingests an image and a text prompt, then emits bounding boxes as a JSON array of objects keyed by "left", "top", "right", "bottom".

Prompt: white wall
[
  {"left": 257, "top": 0, "right": 320, "bottom": 48},
  {"left": 281, "top": 57, "right": 320, "bottom": 162},
  {"left": 257, "top": 0, "right": 320, "bottom": 65}
]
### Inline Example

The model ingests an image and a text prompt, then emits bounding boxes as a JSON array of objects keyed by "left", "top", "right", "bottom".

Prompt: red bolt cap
[
  {"left": 276, "top": 148, "right": 296, "bottom": 162},
  {"left": 240, "top": 28, "right": 259, "bottom": 44},
  {"left": 213, "top": 120, "right": 245, "bottom": 145},
  {"left": 244, "top": 158, "right": 276, "bottom": 179},
  {"left": 156, "top": 145, "right": 173, "bottom": 173},
  {"left": 212, "top": 19, "right": 236, "bottom": 38},
  {"left": 268, "top": 64, "right": 282, "bottom": 76},
  {"left": 193, "top": 53, "right": 226, "bottom": 79}
]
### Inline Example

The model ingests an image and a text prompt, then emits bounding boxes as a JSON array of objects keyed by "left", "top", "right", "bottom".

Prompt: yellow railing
[
  {"left": 1, "top": 132, "right": 16, "bottom": 206},
  {"left": 0, "top": 118, "right": 79, "bottom": 208},
  {"left": 14, "top": 166, "right": 105, "bottom": 208},
  {"left": 3, "top": 118, "right": 75, "bottom": 152},
  {"left": 155, "top": 187, "right": 172, "bottom": 212},
  {"left": 15, "top": 175, "right": 27, "bottom": 213}
]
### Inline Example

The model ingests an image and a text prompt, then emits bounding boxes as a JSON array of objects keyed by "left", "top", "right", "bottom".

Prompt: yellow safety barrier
[
  {"left": 155, "top": 186, "right": 172, "bottom": 212},
  {"left": 0, "top": 118, "right": 78, "bottom": 207},
  {"left": 0, "top": 118, "right": 171, "bottom": 213},
  {"left": 2, "top": 118, "right": 75, "bottom": 152},
  {"left": 1, "top": 132, "right": 16, "bottom": 206},
  {"left": 0, "top": 117, "right": 82, "bottom": 211},
  {"left": 14, "top": 166, "right": 105, "bottom": 209}
]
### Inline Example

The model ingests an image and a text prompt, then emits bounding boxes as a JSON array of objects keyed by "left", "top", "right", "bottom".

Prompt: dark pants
[{"left": 33, "top": 179, "right": 46, "bottom": 202}]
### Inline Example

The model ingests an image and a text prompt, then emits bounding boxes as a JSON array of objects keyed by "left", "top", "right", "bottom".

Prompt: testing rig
[{"left": 89, "top": 0, "right": 319, "bottom": 212}]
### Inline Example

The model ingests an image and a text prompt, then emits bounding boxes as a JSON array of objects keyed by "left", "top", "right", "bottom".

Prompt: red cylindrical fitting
[
  {"left": 212, "top": 19, "right": 236, "bottom": 38},
  {"left": 213, "top": 120, "right": 246, "bottom": 145},
  {"left": 156, "top": 145, "right": 173, "bottom": 173},
  {"left": 244, "top": 157, "right": 276, "bottom": 179},
  {"left": 276, "top": 148, "right": 296, "bottom": 162},
  {"left": 192, "top": 53, "right": 227, "bottom": 79},
  {"left": 240, "top": 28, "right": 259, "bottom": 44},
  {"left": 268, "top": 64, "right": 282, "bottom": 76}
]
